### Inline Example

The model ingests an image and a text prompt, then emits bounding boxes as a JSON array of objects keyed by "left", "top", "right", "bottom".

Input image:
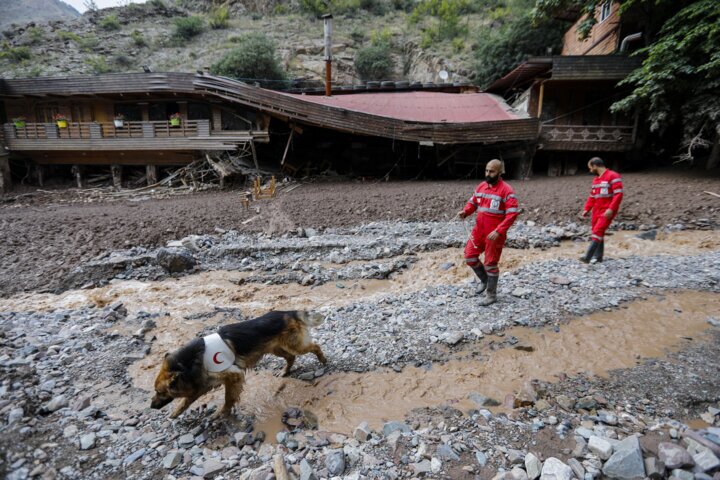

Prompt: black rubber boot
[
  {"left": 591, "top": 242, "right": 604, "bottom": 263},
  {"left": 580, "top": 241, "right": 600, "bottom": 264},
  {"left": 479, "top": 276, "right": 498, "bottom": 306},
  {"left": 472, "top": 264, "right": 488, "bottom": 294}
]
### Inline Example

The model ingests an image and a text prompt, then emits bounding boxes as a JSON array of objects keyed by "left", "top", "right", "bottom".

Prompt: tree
[
  {"left": 534, "top": 0, "right": 720, "bottom": 163},
  {"left": 474, "top": 8, "right": 565, "bottom": 88},
  {"left": 211, "top": 34, "right": 286, "bottom": 88},
  {"left": 611, "top": 0, "right": 720, "bottom": 162},
  {"left": 354, "top": 32, "right": 394, "bottom": 81}
]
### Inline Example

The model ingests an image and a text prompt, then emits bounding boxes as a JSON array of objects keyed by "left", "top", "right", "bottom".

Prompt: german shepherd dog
[{"left": 150, "top": 310, "right": 327, "bottom": 418}]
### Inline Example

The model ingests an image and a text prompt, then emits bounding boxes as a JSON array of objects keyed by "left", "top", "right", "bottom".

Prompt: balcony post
[
  {"left": 111, "top": 165, "right": 122, "bottom": 190},
  {"left": 146, "top": 165, "right": 158, "bottom": 185},
  {"left": 0, "top": 153, "right": 11, "bottom": 193},
  {"left": 71, "top": 165, "right": 85, "bottom": 188}
]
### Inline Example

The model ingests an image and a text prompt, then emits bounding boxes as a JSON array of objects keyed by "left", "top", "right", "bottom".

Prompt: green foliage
[
  {"left": 0, "top": 44, "right": 31, "bottom": 63},
  {"left": 57, "top": 30, "right": 81, "bottom": 42},
  {"left": 173, "top": 16, "right": 205, "bottom": 40},
  {"left": 298, "top": 0, "right": 392, "bottom": 16},
  {"left": 273, "top": 4, "right": 290, "bottom": 15},
  {"left": 113, "top": 54, "right": 132, "bottom": 67},
  {"left": 473, "top": 2, "right": 565, "bottom": 87},
  {"left": 354, "top": 32, "right": 393, "bottom": 80},
  {"left": 27, "top": 27, "right": 45, "bottom": 44},
  {"left": 131, "top": 29, "right": 146, "bottom": 47},
  {"left": 299, "top": 0, "right": 327, "bottom": 16},
  {"left": 611, "top": 0, "right": 720, "bottom": 148},
  {"left": 209, "top": 6, "right": 230, "bottom": 29},
  {"left": 27, "top": 65, "right": 43, "bottom": 77},
  {"left": 210, "top": 33, "right": 286, "bottom": 88},
  {"left": 350, "top": 25, "right": 366, "bottom": 43},
  {"left": 99, "top": 14, "right": 121, "bottom": 30},
  {"left": 410, "top": 0, "right": 472, "bottom": 46},
  {"left": 85, "top": 56, "right": 112, "bottom": 74},
  {"left": 148, "top": 0, "right": 167, "bottom": 9},
  {"left": 78, "top": 34, "right": 99, "bottom": 52}
]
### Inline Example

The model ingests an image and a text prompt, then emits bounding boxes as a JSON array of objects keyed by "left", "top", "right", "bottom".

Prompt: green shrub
[
  {"left": 298, "top": 0, "right": 327, "bottom": 16},
  {"left": 473, "top": 9, "right": 564, "bottom": 88},
  {"left": 27, "top": 27, "right": 45, "bottom": 44},
  {"left": 78, "top": 34, "right": 99, "bottom": 52},
  {"left": 350, "top": 26, "right": 366, "bottom": 43},
  {"left": 148, "top": 0, "right": 166, "bottom": 9},
  {"left": 99, "top": 14, "right": 121, "bottom": 30},
  {"left": 272, "top": 4, "right": 289, "bottom": 15},
  {"left": 131, "top": 29, "right": 146, "bottom": 47},
  {"left": 173, "top": 16, "right": 205, "bottom": 40},
  {"left": 113, "top": 54, "right": 132, "bottom": 67},
  {"left": 210, "top": 33, "right": 286, "bottom": 88},
  {"left": 354, "top": 42, "right": 393, "bottom": 81},
  {"left": 411, "top": 0, "right": 470, "bottom": 45},
  {"left": 0, "top": 45, "right": 31, "bottom": 63},
  {"left": 359, "top": 0, "right": 387, "bottom": 15},
  {"left": 57, "top": 30, "right": 81, "bottom": 42},
  {"left": 209, "top": 6, "right": 230, "bottom": 29},
  {"left": 27, "top": 65, "right": 43, "bottom": 77},
  {"left": 85, "top": 56, "right": 112, "bottom": 74}
]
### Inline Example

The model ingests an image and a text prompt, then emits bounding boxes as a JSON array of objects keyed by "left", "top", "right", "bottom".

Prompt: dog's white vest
[{"left": 203, "top": 333, "right": 236, "bottom": 373}]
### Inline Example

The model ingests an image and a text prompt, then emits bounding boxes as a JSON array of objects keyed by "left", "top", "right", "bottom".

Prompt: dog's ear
[
  {"left": 169, "top": 372, "right": 180, "bottom": 389},
  {"left": 164, "top": 352, "right": 170, "bottom": 359}
]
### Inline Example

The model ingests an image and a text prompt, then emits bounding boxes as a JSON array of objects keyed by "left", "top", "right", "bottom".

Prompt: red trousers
[
  {"left": 591, "top": 211, "right": 615, "bottom": 242},
  {"left": 464, "top": 216, "right": 505, "bottom": 276}
]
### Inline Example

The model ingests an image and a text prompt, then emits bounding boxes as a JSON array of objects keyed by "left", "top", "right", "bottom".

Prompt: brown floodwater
[
  {"left": 1, "top": 230, "right": 717, "bottom": 438},
  {"left": 126, "top": 290, "right": 718, "bottom": 437}
]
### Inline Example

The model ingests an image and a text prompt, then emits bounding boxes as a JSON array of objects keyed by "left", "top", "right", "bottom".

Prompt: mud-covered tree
[{"left": 211, "top": 33, "right": 286, "bottom": 88}]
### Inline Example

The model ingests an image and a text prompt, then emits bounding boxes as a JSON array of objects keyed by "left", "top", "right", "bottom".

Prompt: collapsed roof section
[{"left": 0, "top": 72, "right": 538, "bottom": 145}]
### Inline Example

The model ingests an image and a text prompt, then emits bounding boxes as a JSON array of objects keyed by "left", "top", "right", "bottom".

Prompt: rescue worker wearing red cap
[
  {"left": 457, "top": 159, "right": 519, "bottom": 306},
  {"left": 579, "top": 157, "right": 624, "bottom": 263}
]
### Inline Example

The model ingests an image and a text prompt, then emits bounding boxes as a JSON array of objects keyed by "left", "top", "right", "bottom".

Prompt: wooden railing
[
  {"left": 4, "top": 120, "right": 213, "bottom": 140},
  {"left": 540, "top": 124, "right": 635, "bottom": 144}
]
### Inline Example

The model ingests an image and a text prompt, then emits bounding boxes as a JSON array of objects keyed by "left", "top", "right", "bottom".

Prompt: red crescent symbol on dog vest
[{"left": 213, "top": 352, "right": 223, "bottom": 364}]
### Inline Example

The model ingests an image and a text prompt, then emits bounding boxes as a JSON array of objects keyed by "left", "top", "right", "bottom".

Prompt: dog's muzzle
[{"left": 150, "top": 395, "right": 173, "bottom": 410}]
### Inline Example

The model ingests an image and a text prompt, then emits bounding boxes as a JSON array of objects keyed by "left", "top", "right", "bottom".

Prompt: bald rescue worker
[
  {"left": 579, "top": 157, "right": 624, "bottom": 263},
  {"left": 457, "top": 159, "right": 520, "bottom": 306}
]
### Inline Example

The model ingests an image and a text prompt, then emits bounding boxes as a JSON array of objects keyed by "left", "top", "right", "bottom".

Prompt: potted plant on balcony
[
  {"left": 13, "top": 116, "right": 26, "bottom": 129},
  {"left": 169, "top": 112, "right": 182, "bottom": 127},
  {"left": 113, "top": 114, "right": 125, "bottom": 128},
  {"left": 53, "top": 113, "right": 68, "bottom": 129}
]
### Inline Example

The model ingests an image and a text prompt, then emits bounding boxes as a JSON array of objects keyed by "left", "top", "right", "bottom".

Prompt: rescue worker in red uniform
[
  {"left": 457, "top": 160, "right": 519, "bottom": 306},
  {"left": 579, "top": 157, "right": 624, "bottom": 263}
]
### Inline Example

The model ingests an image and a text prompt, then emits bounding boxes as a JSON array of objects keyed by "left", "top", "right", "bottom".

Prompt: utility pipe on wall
[{"left": 620, "top": 32, "right": 642, "bottom": 52}]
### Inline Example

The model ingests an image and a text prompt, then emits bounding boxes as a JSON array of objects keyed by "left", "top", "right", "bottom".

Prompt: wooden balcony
[
  {"left": 539, "top": 124, "right": 636, "bottom": 151},
  {"left": 2, "top": 120, "right": 269, "bottom": 153}
]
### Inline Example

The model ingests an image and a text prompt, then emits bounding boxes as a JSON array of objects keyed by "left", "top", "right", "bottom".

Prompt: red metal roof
[{"left": 285, "top": 91, "right": 522, "bottom": 123}]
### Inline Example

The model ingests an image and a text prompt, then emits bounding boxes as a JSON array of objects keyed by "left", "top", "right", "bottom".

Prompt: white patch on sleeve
[{"left": 203, "top": 333, "right": 236, "bottom": 373}]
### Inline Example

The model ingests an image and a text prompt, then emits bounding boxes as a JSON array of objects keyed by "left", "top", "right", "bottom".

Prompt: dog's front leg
[
  {"left": 170, "top": 394, "right": 201, "bottom": 419},
  {"left": 215, "top": 372, "right": 245, "bottom": 418}
]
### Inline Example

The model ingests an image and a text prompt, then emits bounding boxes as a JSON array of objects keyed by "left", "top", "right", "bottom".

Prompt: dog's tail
[{"left": 297, "top": 310, "right": 325, "bottom": 327}]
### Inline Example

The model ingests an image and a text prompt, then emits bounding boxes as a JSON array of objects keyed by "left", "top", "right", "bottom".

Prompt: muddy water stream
[
  {"left": 128, "top": 290, "right": 718, "bottom": 437},
  {"left": 1, "top": 230, "right": 717, "bottom": 437}
]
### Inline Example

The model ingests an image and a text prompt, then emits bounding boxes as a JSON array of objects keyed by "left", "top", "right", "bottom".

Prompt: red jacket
[
  {"left": 463, "top": 179, "right": 519, "bottom": 235},
  {"left": 584, "top": 169, "right": 624, "bottom": 214}
]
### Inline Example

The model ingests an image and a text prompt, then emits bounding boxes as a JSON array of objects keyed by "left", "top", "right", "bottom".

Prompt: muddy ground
[
  {"left": 1, "top": 169, "right": 718, "bottom": 297},
  {"left": 1, "top": 169, "right": 720, "bottom": 480}
]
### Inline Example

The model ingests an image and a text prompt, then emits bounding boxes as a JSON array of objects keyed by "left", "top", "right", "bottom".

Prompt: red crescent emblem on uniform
[{"left": 213, "top": 352, "right": 223, "bottom": 364}]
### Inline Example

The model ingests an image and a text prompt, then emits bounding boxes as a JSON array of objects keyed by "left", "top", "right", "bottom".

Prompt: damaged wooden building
[{"left": 0, "top": 72, "right": 539, "bottom": 190}]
